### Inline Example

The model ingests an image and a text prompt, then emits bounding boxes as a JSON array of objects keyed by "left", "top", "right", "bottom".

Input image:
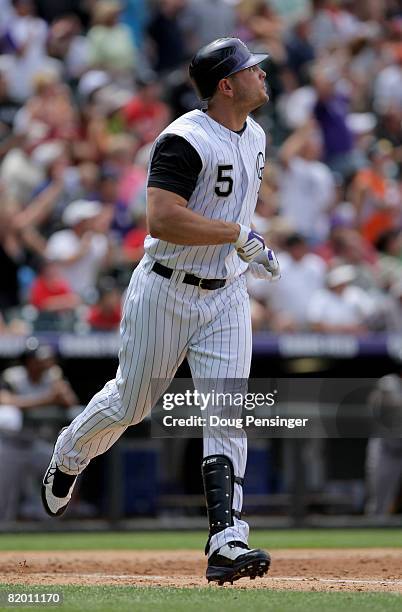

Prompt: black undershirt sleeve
[{"left": 147, "top": 134, "right": 203, "bottom": 201}]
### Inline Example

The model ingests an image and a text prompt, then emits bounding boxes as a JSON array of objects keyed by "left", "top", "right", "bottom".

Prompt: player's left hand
[{"left": 251, "top": 248, "right": 281, "bottom": 281}]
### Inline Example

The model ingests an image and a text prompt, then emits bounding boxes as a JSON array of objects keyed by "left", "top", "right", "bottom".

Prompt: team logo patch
[{"left": 256, "top": 152, "right": 265, "bottom": 180}]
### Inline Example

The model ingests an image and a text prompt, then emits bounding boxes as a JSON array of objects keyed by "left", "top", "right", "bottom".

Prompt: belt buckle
[{"left": 199, "top": 277, "right": 208, "bottom": 289}]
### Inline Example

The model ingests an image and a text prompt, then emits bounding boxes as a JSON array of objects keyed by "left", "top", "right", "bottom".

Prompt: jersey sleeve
[{"left": 147, "top": 134, "right": 203, "bottom": 201}]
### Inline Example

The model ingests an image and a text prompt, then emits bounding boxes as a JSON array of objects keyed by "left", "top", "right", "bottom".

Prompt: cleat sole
[{"left": 206, "top": 553, "right": 270, "bottom": 585}]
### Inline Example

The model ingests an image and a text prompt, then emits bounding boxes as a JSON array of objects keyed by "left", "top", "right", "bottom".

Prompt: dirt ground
[{"left": 1, "top": 549, "right": 402, "bottom": 592}]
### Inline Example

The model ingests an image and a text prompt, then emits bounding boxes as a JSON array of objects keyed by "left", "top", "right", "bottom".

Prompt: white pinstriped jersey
[{"left": 144, "top": 109, "right": 266, "bottom": 279}]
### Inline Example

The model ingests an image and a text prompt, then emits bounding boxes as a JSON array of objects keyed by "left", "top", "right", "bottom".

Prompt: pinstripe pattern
[
  {"left": 145, "top": 110, "right": 266, "bottom": 279},
  {"left": 52, "top": 109, "right": 266, "bottom": 556},
  {"left": 188, "top": 276, "right": 252, "bottom": 552}
]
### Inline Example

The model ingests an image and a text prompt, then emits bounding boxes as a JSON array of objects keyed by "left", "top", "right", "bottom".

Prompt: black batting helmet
[{"left": 189, "top": 38, "right": 268, "bottom": 101}]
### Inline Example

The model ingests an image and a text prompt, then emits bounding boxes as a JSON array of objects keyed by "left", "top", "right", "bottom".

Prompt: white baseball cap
[
  {"left": 62, "top": 200, "right": 102, "bottom": 226},
  {"left": 78, "top": 70, "right": 110, "bottom": 99},
  {"left": 327, "top": 265, "right": 356, "bottom": 288}
]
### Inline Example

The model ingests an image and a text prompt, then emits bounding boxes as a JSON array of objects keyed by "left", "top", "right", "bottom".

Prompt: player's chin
[{"left": 251, "top": 92, "right": 269, "bottom": 112}]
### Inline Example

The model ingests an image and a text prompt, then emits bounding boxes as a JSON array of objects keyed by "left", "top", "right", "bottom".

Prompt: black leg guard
[{"left": 201, "top": 454, "right": 243, "bottom": 554}]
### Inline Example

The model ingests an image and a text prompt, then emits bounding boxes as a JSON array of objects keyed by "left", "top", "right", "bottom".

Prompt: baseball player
[
  {"left": 366, "top": 372, "right": 402, "bottom": 515},
  {"left": 42, "top": 38, "right": 280, "bottom": 585}
]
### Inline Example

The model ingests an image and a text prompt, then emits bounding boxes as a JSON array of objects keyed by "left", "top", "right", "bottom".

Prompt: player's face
[{"left": 229, "top": 65, "right": 269, "bottom": 111}]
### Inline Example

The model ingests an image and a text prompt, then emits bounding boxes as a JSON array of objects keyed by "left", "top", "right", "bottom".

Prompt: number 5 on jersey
[{"left": 215, "top": 164, "right": 233, "bottom": 197}]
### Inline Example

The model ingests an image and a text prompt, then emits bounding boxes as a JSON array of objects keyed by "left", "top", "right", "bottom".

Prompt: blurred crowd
[{"left": 0, "top": 0, "right": 400, "bottom": 336}]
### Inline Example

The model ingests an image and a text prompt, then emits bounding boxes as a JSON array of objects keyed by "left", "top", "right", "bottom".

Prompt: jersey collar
[{"left": 200, "top": 109, "right": 248, "bottom": 139}]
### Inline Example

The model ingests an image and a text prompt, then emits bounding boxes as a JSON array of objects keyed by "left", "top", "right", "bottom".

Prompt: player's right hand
[{"left": 235, "top": 224, "right": 265, "bottom": 263}]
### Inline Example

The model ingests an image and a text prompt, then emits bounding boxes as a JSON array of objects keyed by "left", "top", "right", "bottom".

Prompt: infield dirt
[{"left": 1, "top": 549, "right": 402, "bottom": 593}]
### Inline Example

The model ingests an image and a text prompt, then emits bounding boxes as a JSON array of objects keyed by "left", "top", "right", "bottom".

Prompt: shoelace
[{"left": 44, "top": 467, "right": 56, "bottom": 485}]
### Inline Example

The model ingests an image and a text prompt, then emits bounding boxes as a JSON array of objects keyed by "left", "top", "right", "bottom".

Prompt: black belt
[{"left": 152, "top": 262, "right": 226, "bottom": 290}]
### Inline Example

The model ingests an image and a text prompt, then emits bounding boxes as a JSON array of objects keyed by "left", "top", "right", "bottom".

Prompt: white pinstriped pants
[{"left": 54, "top": 254, "right": 252, "bottom": 553}]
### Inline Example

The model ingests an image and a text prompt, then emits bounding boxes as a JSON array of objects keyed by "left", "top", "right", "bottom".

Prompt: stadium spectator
[
  {"left": 375, "top": 105, "right": 402, "bottom": 152},
  {"left": 245, "top": 1, "right": 286, "bottom": 64},
  {"left": 164, "top": 62, "right": 200, "bottom": 119},
  {"left": 366, "top": 371, "right": 402, "bottom": 516},
  {"left": 3, "top": 0, "right": 58, "bottom": 102},
  {"left": 375, "top": 229, "right": 402, "bottom": 290},
  {"left": 87, "top": 0, "right": 136, "bottom": 76},
  {"left": 310, "top": 0, "right": 363, "bottom": 51},
  {"left": 122, "top": 213, "right": 147, "bottom": 264},
  {"left": 93, "top": 166, "right": 134, "bottom": 240},
  {"left": 102, "top": 134, "right": 147, "bottom": 209},
  {"left": 13, "top": 70, "right": 79, "bottom": 142},
  {"left": 328, "top": 228, "right": 380, "bottom": 292},
  {"left": 373, "top": 45, "right": 402, "bottom": 116},
  {"left": 248, "top": 233, "right": 327, "bottom": 331},
  {"left": 123, "top": 72, "right": 171, "bottom": 145},
  {"left": 23, "top": 141, "right": 75, "bottom": 237},
  {"left": 350, "top": 140, "right": 401, "bottom": 244},
  {"left": 181, "top": 0, "right": 236, "bottom": 52},
  {"left": 96, "top": 166, "right": 121, "bottom": 207},
  {"left": 147, "top": 0, "right": 188, "bottom": 74},
  {"left": 278, "top": 120, "right": 335, "bottom": 243},
  {"left": 29, "top": 259, "right": 80, "bottom": 313},
  {"left": 312, "top": 64, "right": 363, "bottom": 178},
  {"left": 315, "top": 226, "right": 375, "bottom": 265},
  {"left": 120, "top": 0, "right": 149, "bottom": 50},
  {"left": 87, "top": 277, "right": 122, "bottom": 331},
  {"left": 46, "top": 14, "right": 89, "bottom": 80},
  {"left": 307, "top": 264, "right": 376, "bottom": 333},
  {"left": 0, "top": 340, "right": 78, "bottom": 520},
  {"left": 345, "top": 25, "right": 382, "bottom": 106},
  {"left": 45, "top": 200, "right": 110, "bottom": 298},
  {"left": 285, "top": 18, "right": 315, "bottom": 86}
]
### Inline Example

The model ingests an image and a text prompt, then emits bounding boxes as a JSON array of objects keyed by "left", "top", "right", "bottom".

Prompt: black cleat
[
  {"left": 41, "top": 461, "right": 77, "bottom": 517},
  {"left": 206, "top": 541, "right": 270, "bottom": 585},
  {"left": 41, "top": 427, "right": 78, "bottom": 517}
]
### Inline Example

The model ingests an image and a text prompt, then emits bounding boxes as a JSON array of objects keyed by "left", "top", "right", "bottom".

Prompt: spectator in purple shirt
[{"left": 312, "top": 66, "right": 363, "bottom": 178}]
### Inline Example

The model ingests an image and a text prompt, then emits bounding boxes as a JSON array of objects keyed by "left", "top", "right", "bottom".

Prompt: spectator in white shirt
[
  {"left": 248, "top": 233, "right": 327, "bottom": 331},
  {"left": 307, "top": 264, "right": 376, "bottom": 334},
  {"left": 4, "top": 0, "right": 60, "bottom": 101},
  {"left": 373, "top": 52, "right": 402, "bottom": 115},
  {"left": 45, "top": 200, "right": 110, "bottom": 299},
  {"left": 278, "top": 120, "right": 335, "bottom": 244}
]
